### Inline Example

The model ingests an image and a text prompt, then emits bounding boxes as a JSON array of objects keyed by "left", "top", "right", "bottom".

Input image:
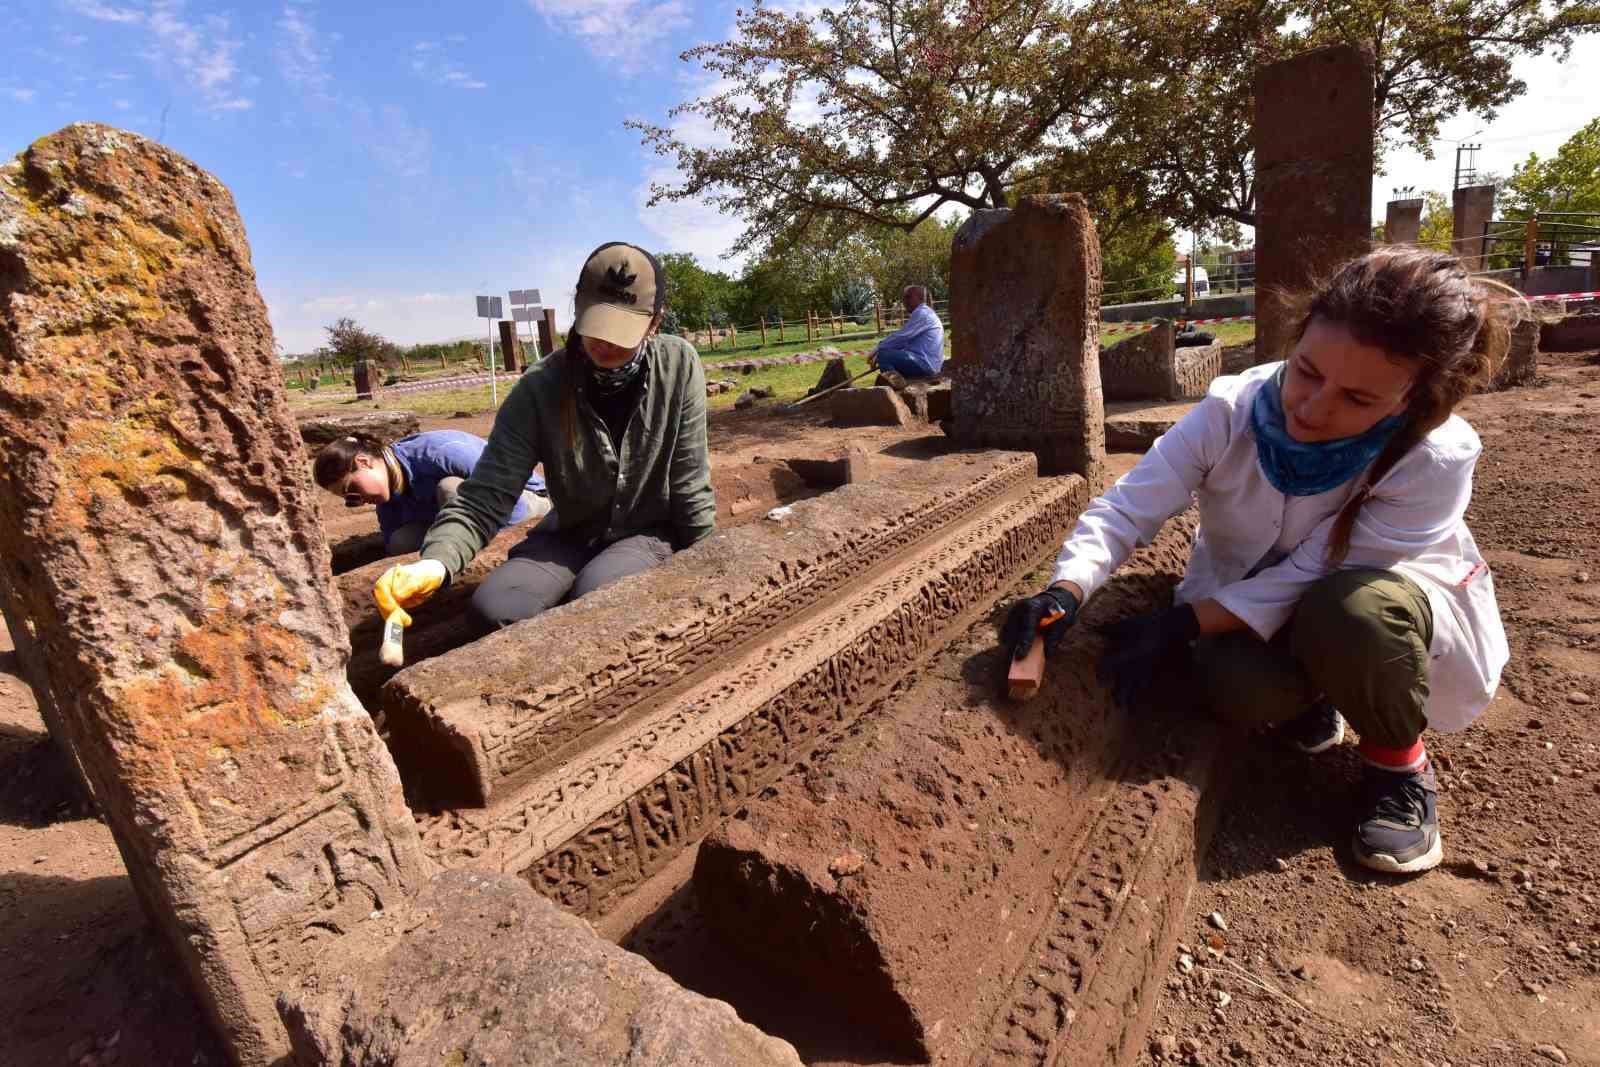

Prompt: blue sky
[{"left": 3, "top": 1, "right": 1596, "bottom": 353}]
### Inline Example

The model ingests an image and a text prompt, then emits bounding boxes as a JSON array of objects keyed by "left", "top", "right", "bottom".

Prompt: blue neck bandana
[{"left": 1250, "top": 367, "right": 1408, "bottom": 496}]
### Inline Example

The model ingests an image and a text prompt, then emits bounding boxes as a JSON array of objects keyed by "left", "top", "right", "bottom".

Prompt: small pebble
[
  {"left": 1177, "top": 953, "right": 1195, "bottom": 974},
  {"left": 827, "top": 849, "right": 865, "bottom": 877},
  {"left": 1534, "top": 1044, "right": 1569, "bottom": 1064},
  {"left": 1566, "top": 941, "right": 1584, "bottom": 959},
  {"left": 1568, "top": 691, "right": 1592, "bottom": 706},
  {"left": 1208, "top": 911, "right": 1228, "bottom": 932},
  {"left": 1151, "top": 1034, "right": 1178, "bottom": 1060},
  {"left": 1215, "top": 991, "right": 1232, "bottom": 1008},
  {"left": 1407, "top": 957, "right": 1426, "bottom": 972},
  {"left": 1272, "top": 857, "right": 1290, "bottom": 872},
  {"left": 32, "top": 855, "right": 47, "bottom": 865}
]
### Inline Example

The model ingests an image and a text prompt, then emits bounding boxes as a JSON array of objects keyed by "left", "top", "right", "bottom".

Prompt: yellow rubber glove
[{"left": 373, "top": 558, "right": 447, "bottom": 628}]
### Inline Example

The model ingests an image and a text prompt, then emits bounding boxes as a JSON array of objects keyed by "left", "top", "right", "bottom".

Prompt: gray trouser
[
  {"left": 386, "top": 477, "right": 551, "bottom": 556},
  {"left": 468, "top": 530, "right": 674, "bottom": 631}
]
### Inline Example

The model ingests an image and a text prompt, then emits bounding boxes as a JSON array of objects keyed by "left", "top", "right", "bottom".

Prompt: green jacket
[{"left": 420, "top": 335, "right": 715, "bottom": 578}]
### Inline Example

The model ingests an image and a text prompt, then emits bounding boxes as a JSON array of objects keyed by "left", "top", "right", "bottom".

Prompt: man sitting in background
[{"left": 870, "top": 285, "right": 944, "bottom": 380}]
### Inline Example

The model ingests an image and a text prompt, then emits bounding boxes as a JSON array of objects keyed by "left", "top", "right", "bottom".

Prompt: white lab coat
[{"left": 1052, "top": 362, "right": 1507, "bottom": 732}]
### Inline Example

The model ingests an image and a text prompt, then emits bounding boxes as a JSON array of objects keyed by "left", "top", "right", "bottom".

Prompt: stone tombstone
[
  {"left": 947, "top": 193, "right": 1105, "bottom": 479},
  {"left": 1254, "top": 45, "right": 1374, "bottom": 364},
  {"left": 1452, "top": 184, "right": 1497, "bottom": 270},
  {"left": 352, "top": 358, "right": 374, "bottom": 399},
  {"left": 1385, "top": 197, "right": 1424, "bottom": 244},
  {"left": 0, "top": 124, "right": 427, "bottom": 1066}
]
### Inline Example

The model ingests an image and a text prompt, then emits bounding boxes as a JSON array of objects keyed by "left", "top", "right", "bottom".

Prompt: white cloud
[
  {"left": 273, "top": 6, "right": 432, "bottom": 180},
  {"left": 409, "top": 41, "right": 489, "bottom": 90},
  {"left": 112, "top": 98, "right": 131, "bottom": 108},
  {"left": 64, "top": 0, "right": 143, "bottom": 23},
  {"left": 4, "top": 88, "right": 37, "bottom": 103},
  {"left": 526, "top": 0, "right": 690, "bottom": 69},
  {"left": 635, "top": 162, "right": 747, "bottom": 267},
  {"left": 278, "top": 3, "right": 332, "bottom": 95},
  {"left": 63, "top": 0, "right": 253, "bottom": 111}
]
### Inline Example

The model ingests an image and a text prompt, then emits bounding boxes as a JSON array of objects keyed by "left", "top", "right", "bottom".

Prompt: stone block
[
  {"left": 948, "top": 194, "right": 1106, "bottom": 479},
  {"left": 693, "top": 520, "right": 1229, "bottom": 1062},
  {"left": 297, "top": 410, "right": 420, "bottom": 448},
  {"left": 1103, "top": 399, "right": 1197, "bottom": 453},
  {"left": 1452, "top": 185, "right": 1496, "bottom": 270},
  {"left": 1485, "top": 318, "right": 1540, "bottom": 390},
  {"left": 1174, "top": 341, "right": 1223, "bottom": 398},
  {"left": 900, "top": 378, "right": 952, "bottom": 422},
  {"left": 784, "top": 443, "right": 878, "bottom": 488},
  {"left": 831, "top": 384, "right": 914, "bottom": 426},
  {"left": 1540, "top": 312, "right": 1600, "bottom": 353},
  {"left": 385, "top": 452, "right": 1089, "bottom": 921},
  {"left": 0, "top": 124, "right": 426, "bottom": 1066},
  {"left": 279, "top": 869, "right": 802, "bottom": 1067},
  {"left": 808, "top": 353, "right": 852, "bottom": 395},
  {"left": 1101, "top": 321, "right": 1176, "bottom": 401},
  {"left": 352, "top": 359, "right": 374, "bottom": 400},
  {"left": 1385, "top": 197, "right": 1424, "bottom": 244},
  {"left": 1254, "top": 45, "right": 1374, "bottom": 364}
]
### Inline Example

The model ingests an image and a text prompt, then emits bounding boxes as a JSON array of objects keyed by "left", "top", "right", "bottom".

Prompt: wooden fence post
[
  {"left": 874, "top": 300, "right": 883, "bottom": 335},
  {"left": 1524, "top": 215, "right": 1539, "bottom": 274},
  {"left": 759, "top": 318, "right": 768, "bottom": 346},
  {"left": 729, "top": 324, "right": 737, "bottom": 349},
  {"left": 778, "top": 316, "right": 785, "bottom": 343},
  {"left": 538, "top": 308, "right": 557, "bottom": 357}
]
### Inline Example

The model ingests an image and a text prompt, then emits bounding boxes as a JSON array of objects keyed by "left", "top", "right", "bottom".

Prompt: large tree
[
  {"left": 1500, "top": 116, "right": 1600, "bottom": 216},
  {"left": 630, "top": 0, "right": 1139, "bottom": 253},
  {"left": 635, "top": 0, "right": 1598, "bottom": 245}
]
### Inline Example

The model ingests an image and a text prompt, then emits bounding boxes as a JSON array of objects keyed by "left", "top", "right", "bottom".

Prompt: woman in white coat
[{"left": 1003, "top": 247, "right": 1519, "bottom": 875}]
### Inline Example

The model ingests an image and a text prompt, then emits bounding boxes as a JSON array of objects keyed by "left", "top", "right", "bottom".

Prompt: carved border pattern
[
  {"left": 975, "top": 732, "right": 1219, "bottom": 1066},
  {"left": 442, "top": 454, "right": 1034, "bottom": 790},
  {"left": 419, "top": 476, "right": 1087, "bottom": 918}
]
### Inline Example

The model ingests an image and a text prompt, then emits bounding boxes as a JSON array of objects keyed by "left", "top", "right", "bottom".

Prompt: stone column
[
  {"left": 1254, "top": 45, "right": 1374, "bottom": 364},
  {"left": 1452, "top": 184, "right": 1497, "bottom": 270},
  {"left": 1385, "top": 197, "right": 1424, "bottom": 244},
  {"left": 0, "top": 124, "right": 427, "bottom": 1066},
  {"left": 947, "top": 193, "right": 1105, "bottom": 480},
  {"left": 352, "top": 358, "right": 373, "bottom": 399}
]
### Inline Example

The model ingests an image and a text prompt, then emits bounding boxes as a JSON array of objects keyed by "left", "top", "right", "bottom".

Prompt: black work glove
[
  {"left": 1095, "top": 604, "right": 1201, "bottom": 710},
  {"left": 1001, "top": 586, "right": 1081, "bottom": 661}
]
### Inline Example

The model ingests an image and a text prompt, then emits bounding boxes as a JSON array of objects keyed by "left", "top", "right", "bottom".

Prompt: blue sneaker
[
  {"left": 1280, "top": 700, "right": 1346, "bottom": 754},
  {"left": 1354, "top": 761, "right": 1442, "bottom": 874}
]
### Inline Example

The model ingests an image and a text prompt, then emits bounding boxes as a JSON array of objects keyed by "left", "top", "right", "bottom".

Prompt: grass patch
[{"left": 706, "top": 353, "right": 877, "bottom": 410}]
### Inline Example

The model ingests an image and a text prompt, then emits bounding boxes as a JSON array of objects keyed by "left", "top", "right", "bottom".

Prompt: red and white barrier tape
[{"left": 1527, "top": 290, "right": 1600, "bottom": 302}]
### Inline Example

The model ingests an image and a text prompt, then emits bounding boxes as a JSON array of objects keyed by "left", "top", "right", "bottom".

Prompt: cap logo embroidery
[{"left": 599, "top": 262, "right": 639, "bottom": 305}]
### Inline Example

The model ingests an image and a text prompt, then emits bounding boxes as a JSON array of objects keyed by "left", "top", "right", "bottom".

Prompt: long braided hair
[{"left": 1277, "top": 248, "right": 1527, "bottom": 564}]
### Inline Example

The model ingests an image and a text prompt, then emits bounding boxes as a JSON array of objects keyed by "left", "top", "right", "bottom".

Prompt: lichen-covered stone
[
  {"left": 278, "top": 869, "right": 803, "bottom": 1067},
  {"left": 0, "top": 124, "right": 425, "bottom": 1066}
]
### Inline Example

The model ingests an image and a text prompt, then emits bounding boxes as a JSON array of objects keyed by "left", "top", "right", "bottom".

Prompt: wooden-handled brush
[
  {"left": 379, "top": 609, "right": 407, "bottom": 668},
  {"left": 1006, "top": 607, "right": 1066, "bottom": 700}
]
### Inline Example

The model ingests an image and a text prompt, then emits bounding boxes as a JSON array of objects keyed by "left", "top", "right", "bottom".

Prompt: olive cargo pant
[{"left": 1194, "top": 569, "right": 1435, "bottom": 748}]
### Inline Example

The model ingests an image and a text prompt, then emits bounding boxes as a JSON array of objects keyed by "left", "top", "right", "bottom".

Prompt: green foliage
[
  {"left": 323, "top": 317, "right": 390, "bottom": 367},
  {"left": 658, "top": 252, "right": 738, "bottom": 332},
  {"left": 1416, "top": 191, "right": 1455, "bottom": 253},
  {"left": 1099, "top": 213, "right": 1178, "bottom": 303},
  {"left": 1501, "top": 117, "right": 1600, "bottom": 217},
  {"left": 636, "top": 0, "right": 1599, "bottom": 247}
]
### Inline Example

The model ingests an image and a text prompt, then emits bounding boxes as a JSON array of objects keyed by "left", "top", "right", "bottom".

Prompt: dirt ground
[{"left": 3, "top": 359, "right": 1598, "bottom": 1066}]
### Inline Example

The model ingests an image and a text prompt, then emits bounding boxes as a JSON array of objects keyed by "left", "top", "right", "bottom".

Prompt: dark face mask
[{"left": 585, "top": 339, "right": 647, "bottom": 396}]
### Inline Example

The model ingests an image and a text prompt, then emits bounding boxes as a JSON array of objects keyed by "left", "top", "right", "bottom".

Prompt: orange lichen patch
[{"left": 53, "top": 413, "right": 195, "bottom": 529}]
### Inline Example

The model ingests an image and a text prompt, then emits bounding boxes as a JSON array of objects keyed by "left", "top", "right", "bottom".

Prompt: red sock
[{"left": 1359, "top": 738, "right": 1427, "bottom": 772}]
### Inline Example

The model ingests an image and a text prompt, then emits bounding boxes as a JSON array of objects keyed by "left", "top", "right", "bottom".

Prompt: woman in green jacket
[{"left": 374, "top": 242, "right": 715, "bottom": 632}]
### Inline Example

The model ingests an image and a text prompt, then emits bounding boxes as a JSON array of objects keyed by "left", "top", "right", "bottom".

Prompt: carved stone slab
[
  {"left": 948, "top": 195, "right": 1106, "bottom": 480},
  {"left": 0, "top": 124, "right": 426, "bottom": 1066},
  {"left": 412, "top": 464, "right": 1090, "bottom": 921},
  {"left": 383, "top": 449, "right": 1039, "bottom": 809},
  {"left": 692, "top": 520, "right": 1228, "bottom": 1065}
]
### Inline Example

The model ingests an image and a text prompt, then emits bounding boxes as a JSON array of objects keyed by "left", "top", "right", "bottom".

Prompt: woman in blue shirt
[{"left": 313, "top": 430, "right": 550, "bottom": 555}]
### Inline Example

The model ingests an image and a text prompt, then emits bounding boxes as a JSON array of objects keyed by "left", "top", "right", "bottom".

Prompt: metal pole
[{"left": 487, "top": 317, "right": 498, "bottom": 407}]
